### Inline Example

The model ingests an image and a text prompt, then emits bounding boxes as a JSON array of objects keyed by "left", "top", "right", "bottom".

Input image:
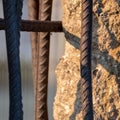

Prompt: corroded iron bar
[
  {"left": 80, "top": 0, "right": 94, "bottom": 119},
  {"left": 35, "top": 0, "right": 53, "bottom": 120},
  {"left": 0, "top": 18, "right": 63, "bottom": 32},
  {"left": 28, "top": 0, "right": 39, "bottom": 101}
]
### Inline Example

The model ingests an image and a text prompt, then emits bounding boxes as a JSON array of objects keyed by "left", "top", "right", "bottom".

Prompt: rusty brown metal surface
[
  {"left": 0, "top": 18, "right": 63, "bottom": 32},
  {"left": 28, "top": 0, "right": 39, "bottom": 97},
  {"left": 35, "top": 0, "right": 53, "bottom": 120},
  {"left": 80, "top": 0, "right": 94, "bottom": 119},
  {"left": 28, "top": 1, "right": 39, "bottom": 120}
]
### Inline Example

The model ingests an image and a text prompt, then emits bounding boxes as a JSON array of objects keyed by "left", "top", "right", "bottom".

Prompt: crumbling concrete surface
[{"left": 53, "top": 0, "right": 120, "bottom": 119}]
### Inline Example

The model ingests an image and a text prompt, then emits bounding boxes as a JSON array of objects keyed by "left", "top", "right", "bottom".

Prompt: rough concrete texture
[{"left": 53, "top": 0, "right": 120, "bottom": 120}]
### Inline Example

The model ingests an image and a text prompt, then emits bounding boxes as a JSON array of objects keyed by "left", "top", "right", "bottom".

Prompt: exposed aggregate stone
[{"left": 54, "top": 0, "right": 120, "bottom": 119}]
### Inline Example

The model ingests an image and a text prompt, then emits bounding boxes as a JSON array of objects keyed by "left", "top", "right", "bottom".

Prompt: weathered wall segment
[{"left": 54, "top": 0, "right": 120, "bottom": 119}]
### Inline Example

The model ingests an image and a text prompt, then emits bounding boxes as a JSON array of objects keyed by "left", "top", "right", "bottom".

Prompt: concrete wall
[{"left": 54, "top": 0, "right": 120, "bottom": 119}]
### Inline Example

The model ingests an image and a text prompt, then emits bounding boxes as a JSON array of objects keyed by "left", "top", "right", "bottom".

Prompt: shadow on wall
[{"left": 63, "top": 11, "right": 120, "bottom": 120}]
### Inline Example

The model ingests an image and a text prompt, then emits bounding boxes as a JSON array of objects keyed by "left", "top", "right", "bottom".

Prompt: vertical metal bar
[
  {"left": 35, "top": 0, "right": 53, "bottom": 120},
  {"left": 80, "top": 0, "right": 94, "bottom": 119},
  {"left": 3, "top": 0, "right": 23, "bottom": 120},
  {"left": 28, "top": 0, "right": 39, "bottom": 92},
  {"left": 28, "top": 1, "right": 39, "bottom": 119}
]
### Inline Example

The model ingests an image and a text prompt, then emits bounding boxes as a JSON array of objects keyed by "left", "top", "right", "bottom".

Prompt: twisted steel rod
[
  {"left": 0, "top": 18, "right": 63, "bottom": 32},
  {"left": 28, "top": 0, "right": 39, "bottom": 99},
  {"left": 80, "top": 0, "right": 94, "bottom": 119},
  {"left": 28, "top": 1, "right": 39, "bottom": 119},
  {"left": 35, "top": 0, "right": 53, "bottom": 120},
  {"left": 2, "top": 0, "right": 23, "bottom": 120}
]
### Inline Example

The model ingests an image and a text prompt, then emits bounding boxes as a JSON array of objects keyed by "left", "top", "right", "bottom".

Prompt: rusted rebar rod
[
  {"left": 28, "top": 1, "right": 39, "bottom": 119},
  {"left": 28, "top": 0, "right": 39, "bottom": 101},
  {"left": 35, "top": 0, "right": 53, "bottom": 120},
  {"left": 0, "top": 18, "right": 63, "bottom": 32},
  {"left": 80, "top": 0, "right": 94, "bottom": 119}
]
